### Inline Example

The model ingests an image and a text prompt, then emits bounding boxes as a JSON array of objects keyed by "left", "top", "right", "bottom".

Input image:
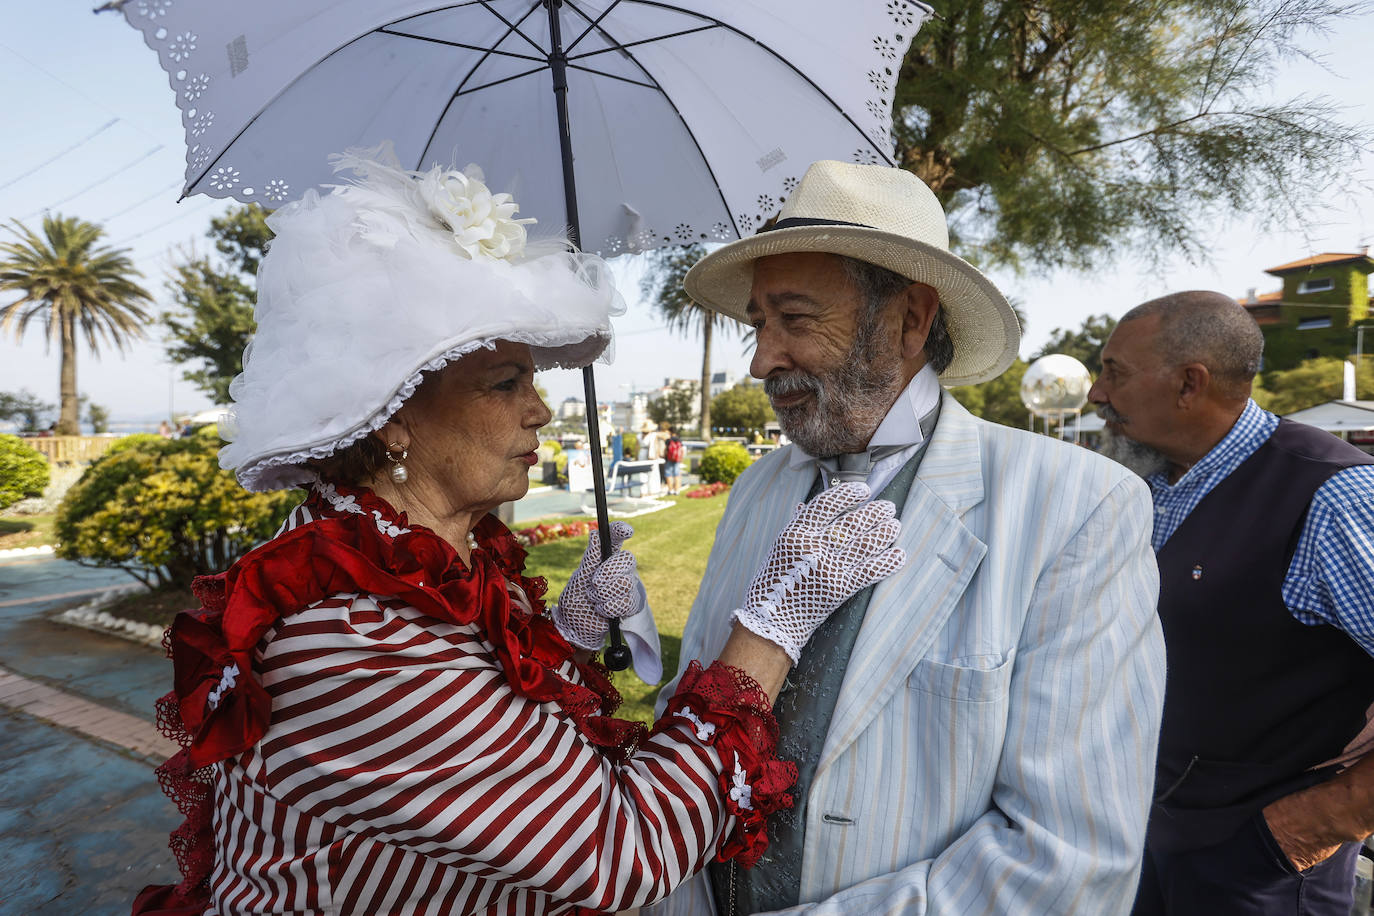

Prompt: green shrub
[
  {"left": 56, "top": 434, "right": 298, "bottom": 588},
  {"left": 105, "top": 433, "right": 165, "bottom": 457},
  {"left": 0, "top": 434, "right": 50, "bottom": 511},
  {"left": 620, "top": 432, "right": 639, "bottom": 459},
  {"left": 542, "top": 438, "right": 563, "bottom": 455},
  {"left": 698, "top": 441, "right": 752, "bottom": 485}
]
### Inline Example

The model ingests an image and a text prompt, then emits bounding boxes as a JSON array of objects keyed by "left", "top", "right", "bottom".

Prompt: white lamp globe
[{"left": 1020, "top": 354, "right": 1092, "bottom": 416}]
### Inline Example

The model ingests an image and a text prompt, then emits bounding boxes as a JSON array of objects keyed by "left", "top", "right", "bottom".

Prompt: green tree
[
  {"left": 162, "top": 204, "right": 271, "bottom": 403},
  {"left": 163, "top": 257, "right": 258, "bottom": 403},
  {"left": 0, "top": 389, "right": 55, "bottom": 433},
  {"left": 55, "top": 432, "right": 297, "bottom": 588},
  {"left": 0, "top": 434, "right": 49, "bottom": 510},
  {"left": 710, "top": 381, "right": 776, "bottom": 436},
  {"left": 1032, "top": 314, "right": 1118, "bottom": 375},
  {"left": 648, "top": 383, "right": 699, "bottom": 431},
  {"left": 949, "top": 358, "right": 1032, "bottom": 427},
  {"left": 1254, "top": 356, "right": 1374, "bottom": 415},
  {"left": 84, "top": 401, "right": 111, "bottom": 434},
  {"left": 894, "top": 0, "right": 1370, "bottom": 269},
  {"left": 208, "top": 205, "right": 273, "bottom": 275},
  {"left": 640, "top": 244, "right": 742, "bottom": 440},
  {"left": 0, "top": 215, "right": 153, "bottom": 434}
]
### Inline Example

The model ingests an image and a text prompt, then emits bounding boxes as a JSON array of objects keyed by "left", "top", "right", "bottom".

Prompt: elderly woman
[{"left": 134, "top": 150, "right": 904, "bottom": 916}]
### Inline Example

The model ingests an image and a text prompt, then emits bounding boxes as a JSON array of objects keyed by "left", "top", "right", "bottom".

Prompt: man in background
[{"left": 1090, "top": 291, "right": 1374, "bottom": 914}]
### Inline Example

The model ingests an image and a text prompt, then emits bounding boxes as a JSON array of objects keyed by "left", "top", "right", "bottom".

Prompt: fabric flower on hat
[
  {"left": 414, "top": 164, "right": 532, "bottom": 260},
  {"left": 326, "top": 144, "right": 533, "bottom": 261}
]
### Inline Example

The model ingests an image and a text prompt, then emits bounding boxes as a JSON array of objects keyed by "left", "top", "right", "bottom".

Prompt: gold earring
[{"left": 385, "top": 443, "right": 409, "bottom": 484}]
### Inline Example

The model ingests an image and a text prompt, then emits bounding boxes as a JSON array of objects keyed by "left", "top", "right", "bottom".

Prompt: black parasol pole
[{"left": 545, "top": 0, "right": 631, "bottom": 671}]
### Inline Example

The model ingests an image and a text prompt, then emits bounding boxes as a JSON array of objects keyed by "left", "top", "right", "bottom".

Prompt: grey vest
[{"left": 710, "top": 403, "right": 939, "bottom": 915}]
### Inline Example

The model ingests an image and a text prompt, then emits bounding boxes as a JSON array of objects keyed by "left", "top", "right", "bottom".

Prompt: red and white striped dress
[{"left": 185, "top": 492, "right": 783, "bottom": 915}]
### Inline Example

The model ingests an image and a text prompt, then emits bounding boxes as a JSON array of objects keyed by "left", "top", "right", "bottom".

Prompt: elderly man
[
  {"left": 647, "top": 159, "right": 1166, "bottom": 915},
  {"left": 1088, "top": 291, "right": 1374, "bottom": 915}
]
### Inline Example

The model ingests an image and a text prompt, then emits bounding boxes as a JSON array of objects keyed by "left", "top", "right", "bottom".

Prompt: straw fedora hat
[{"left": 684, "top": 159, "right": 1020, "bottom": 386}]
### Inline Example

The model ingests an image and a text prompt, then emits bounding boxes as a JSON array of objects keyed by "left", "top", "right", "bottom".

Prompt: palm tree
[
  {"left": 0, "top": 215, "right": 153, "bottom": 434},
  {"left": 640, "top": 244, "right": 740, "bottom": 441}
]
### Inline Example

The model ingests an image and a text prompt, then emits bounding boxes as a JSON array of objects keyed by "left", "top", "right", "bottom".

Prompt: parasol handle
[
  {"left": 548, "top": 0, "right": 629, "bottom": 671},
  {"left": 580, "top": 367, "right": 632, "bottom": 671}
]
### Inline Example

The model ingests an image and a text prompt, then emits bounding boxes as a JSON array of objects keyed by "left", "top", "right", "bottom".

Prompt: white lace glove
[
  {"left": 732, "top": 482, "right": 906, "bottom": 663},
  {"left": 553, "top": 522, "right": 660, "bottom": 681}
]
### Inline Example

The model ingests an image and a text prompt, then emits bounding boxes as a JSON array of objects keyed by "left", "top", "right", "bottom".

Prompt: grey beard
[
  {"left": 1097, "top": 408, "right": 1170, "bottom": 479},
  {"left": 765, "top": 331, "right": 904, "bottom": 459}
]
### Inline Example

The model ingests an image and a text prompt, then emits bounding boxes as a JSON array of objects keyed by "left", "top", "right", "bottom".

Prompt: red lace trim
[{"left": 657, "top": 661, "right": 797, "bottom": 868}]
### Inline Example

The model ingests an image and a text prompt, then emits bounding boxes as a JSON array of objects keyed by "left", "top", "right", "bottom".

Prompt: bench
[{"left": 580, "top": 459, "right": 666, "bottom": 515}]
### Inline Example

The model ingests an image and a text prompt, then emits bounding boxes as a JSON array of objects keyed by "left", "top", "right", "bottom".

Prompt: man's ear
[
  {"left": 1177, "top": 363, "right": 1212, "bottom": 408},
  {"left": 898, "top": 282, "right": 940, "bottom": 361}
]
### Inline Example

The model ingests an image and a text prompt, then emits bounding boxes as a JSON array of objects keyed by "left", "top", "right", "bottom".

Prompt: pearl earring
[{"left": 385, "top": 443, "right": 409, "bottom": 484}]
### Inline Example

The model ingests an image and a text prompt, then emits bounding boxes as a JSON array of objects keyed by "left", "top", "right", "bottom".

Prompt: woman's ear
[{"left": 374, "top": 417, "right": 409, "bottom": 452}]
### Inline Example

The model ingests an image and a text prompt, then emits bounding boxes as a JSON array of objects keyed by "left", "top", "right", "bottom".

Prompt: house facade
[{"left": 1240, "top": 251, "right": 1374, "bottom": 371}]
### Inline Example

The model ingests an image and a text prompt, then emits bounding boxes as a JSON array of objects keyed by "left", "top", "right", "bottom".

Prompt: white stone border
[
  {"left": 55, "top": 585, "right": 165, "bottom": 648},
  {"left": 0, "top": 544, "right": 55, "bottom": 560}
]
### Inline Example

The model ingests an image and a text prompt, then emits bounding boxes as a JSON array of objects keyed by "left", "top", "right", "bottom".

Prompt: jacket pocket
[
  {"left": 899, "top": 652, "right": 1016, "bottom": 820},
  {"left": 907, "top": 651, "right": 1015, "bottom": 703}
]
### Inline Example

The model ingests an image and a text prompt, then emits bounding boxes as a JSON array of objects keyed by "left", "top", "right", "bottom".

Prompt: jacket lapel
[{"left": 817, "top": 395, "right": 989, "bottom": 776}]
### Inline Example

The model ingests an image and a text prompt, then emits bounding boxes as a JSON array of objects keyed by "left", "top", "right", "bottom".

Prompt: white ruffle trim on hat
[
  {"left": 226, "top": 330, "right": 609, "bottom": 492},
  {"left": 218, "top": 147, "right": 623, "bottom": 492}
]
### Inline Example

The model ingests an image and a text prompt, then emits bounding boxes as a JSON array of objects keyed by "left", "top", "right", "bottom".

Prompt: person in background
[
  {"left": 650, "top": 159, "right": 1165, "bottom": 915},
  {"left": 1090, "top": 291, "right": 1374, "bottom": 916},
  {"left": 663, "top": 426, "right": 685, "bottom": 495}
]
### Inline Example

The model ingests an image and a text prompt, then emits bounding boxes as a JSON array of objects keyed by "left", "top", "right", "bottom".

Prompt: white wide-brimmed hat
[
  {"left": 684, "top": 159, "right": 1019, "bottom": 386},
  {"left": 219, "top": 145, "right": 622, "bottom": 492}
]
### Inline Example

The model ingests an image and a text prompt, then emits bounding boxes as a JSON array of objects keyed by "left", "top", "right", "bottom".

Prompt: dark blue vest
[{"left": 1148, "top": 420, "right": 1374, "bottom": 852}]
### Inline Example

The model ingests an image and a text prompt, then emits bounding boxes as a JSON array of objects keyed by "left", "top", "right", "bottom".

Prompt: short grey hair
[
  {"left": 839, "top": 256, "right": 954, "bottom": 374},
  {"left": 1120, "top": 290, "right": 1264, "bottom": 398}
]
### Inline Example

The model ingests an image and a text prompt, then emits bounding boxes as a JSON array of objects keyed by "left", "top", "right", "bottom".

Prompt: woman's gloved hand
[
  {"left": 733, "top": 482, "right": 905, "bottom": 663},
  {"left": 553, "top": 521, "right": 653, "bottom": 656}
]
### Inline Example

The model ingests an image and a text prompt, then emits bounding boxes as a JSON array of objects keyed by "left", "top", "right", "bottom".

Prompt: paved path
[{"left": 0, "top": 557, "right": 180, "bottom": 915}]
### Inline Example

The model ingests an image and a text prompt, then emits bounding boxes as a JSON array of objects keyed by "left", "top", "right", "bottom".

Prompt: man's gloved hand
[{"left": 733, "top": 482, "right": 905, "bottom": 663}]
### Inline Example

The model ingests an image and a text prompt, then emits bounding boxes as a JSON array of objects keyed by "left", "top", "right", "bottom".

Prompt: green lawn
[
  {"left": 0, "top": 514, "right": 56, "bottom": 550},
  {"left": 526, "top": 493, "right": 730, "bottom": 724}
]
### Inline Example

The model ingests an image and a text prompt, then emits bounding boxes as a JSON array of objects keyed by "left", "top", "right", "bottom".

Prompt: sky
[{"left": 1, "top": 2, "right": 1371, "bottom": 431}]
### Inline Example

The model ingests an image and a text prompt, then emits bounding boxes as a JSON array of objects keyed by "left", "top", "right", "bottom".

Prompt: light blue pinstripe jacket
[{"left": 650, "top": 395, "right": 1166, "bottom": 915}]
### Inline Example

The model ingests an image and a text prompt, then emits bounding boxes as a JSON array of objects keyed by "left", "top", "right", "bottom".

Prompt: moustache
[
  {"left": 1098, "top": 404, "right": 1127, "bottom": 425},
  {"left": 764, "top": 372, "right": 822, "bottom": 400}
]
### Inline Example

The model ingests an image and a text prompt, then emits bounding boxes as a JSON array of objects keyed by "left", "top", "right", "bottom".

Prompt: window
[
  {"left": 1298, "top": 277, "right": 1335, "bottom": 294},
  {"left": 1298, "top": 316, "right": 1333, "bottom": 330}
]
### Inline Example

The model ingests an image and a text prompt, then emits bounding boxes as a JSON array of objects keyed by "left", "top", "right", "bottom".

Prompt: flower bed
[
  {"left": 684, "top": 482, "right": 730, "bottom": 499},
  {"left": 514, "top": 519, "right": 598, "bottom": 547}
]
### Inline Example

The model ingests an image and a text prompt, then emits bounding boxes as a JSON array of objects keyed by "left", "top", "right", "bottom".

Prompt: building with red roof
[{"left": 1237, "top": 251, "right": 1373, "bottom": 370}]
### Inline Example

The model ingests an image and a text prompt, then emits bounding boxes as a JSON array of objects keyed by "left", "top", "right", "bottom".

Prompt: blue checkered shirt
[{"left": 1149, "top": 399, "right": 1374, "bottom": 656}]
